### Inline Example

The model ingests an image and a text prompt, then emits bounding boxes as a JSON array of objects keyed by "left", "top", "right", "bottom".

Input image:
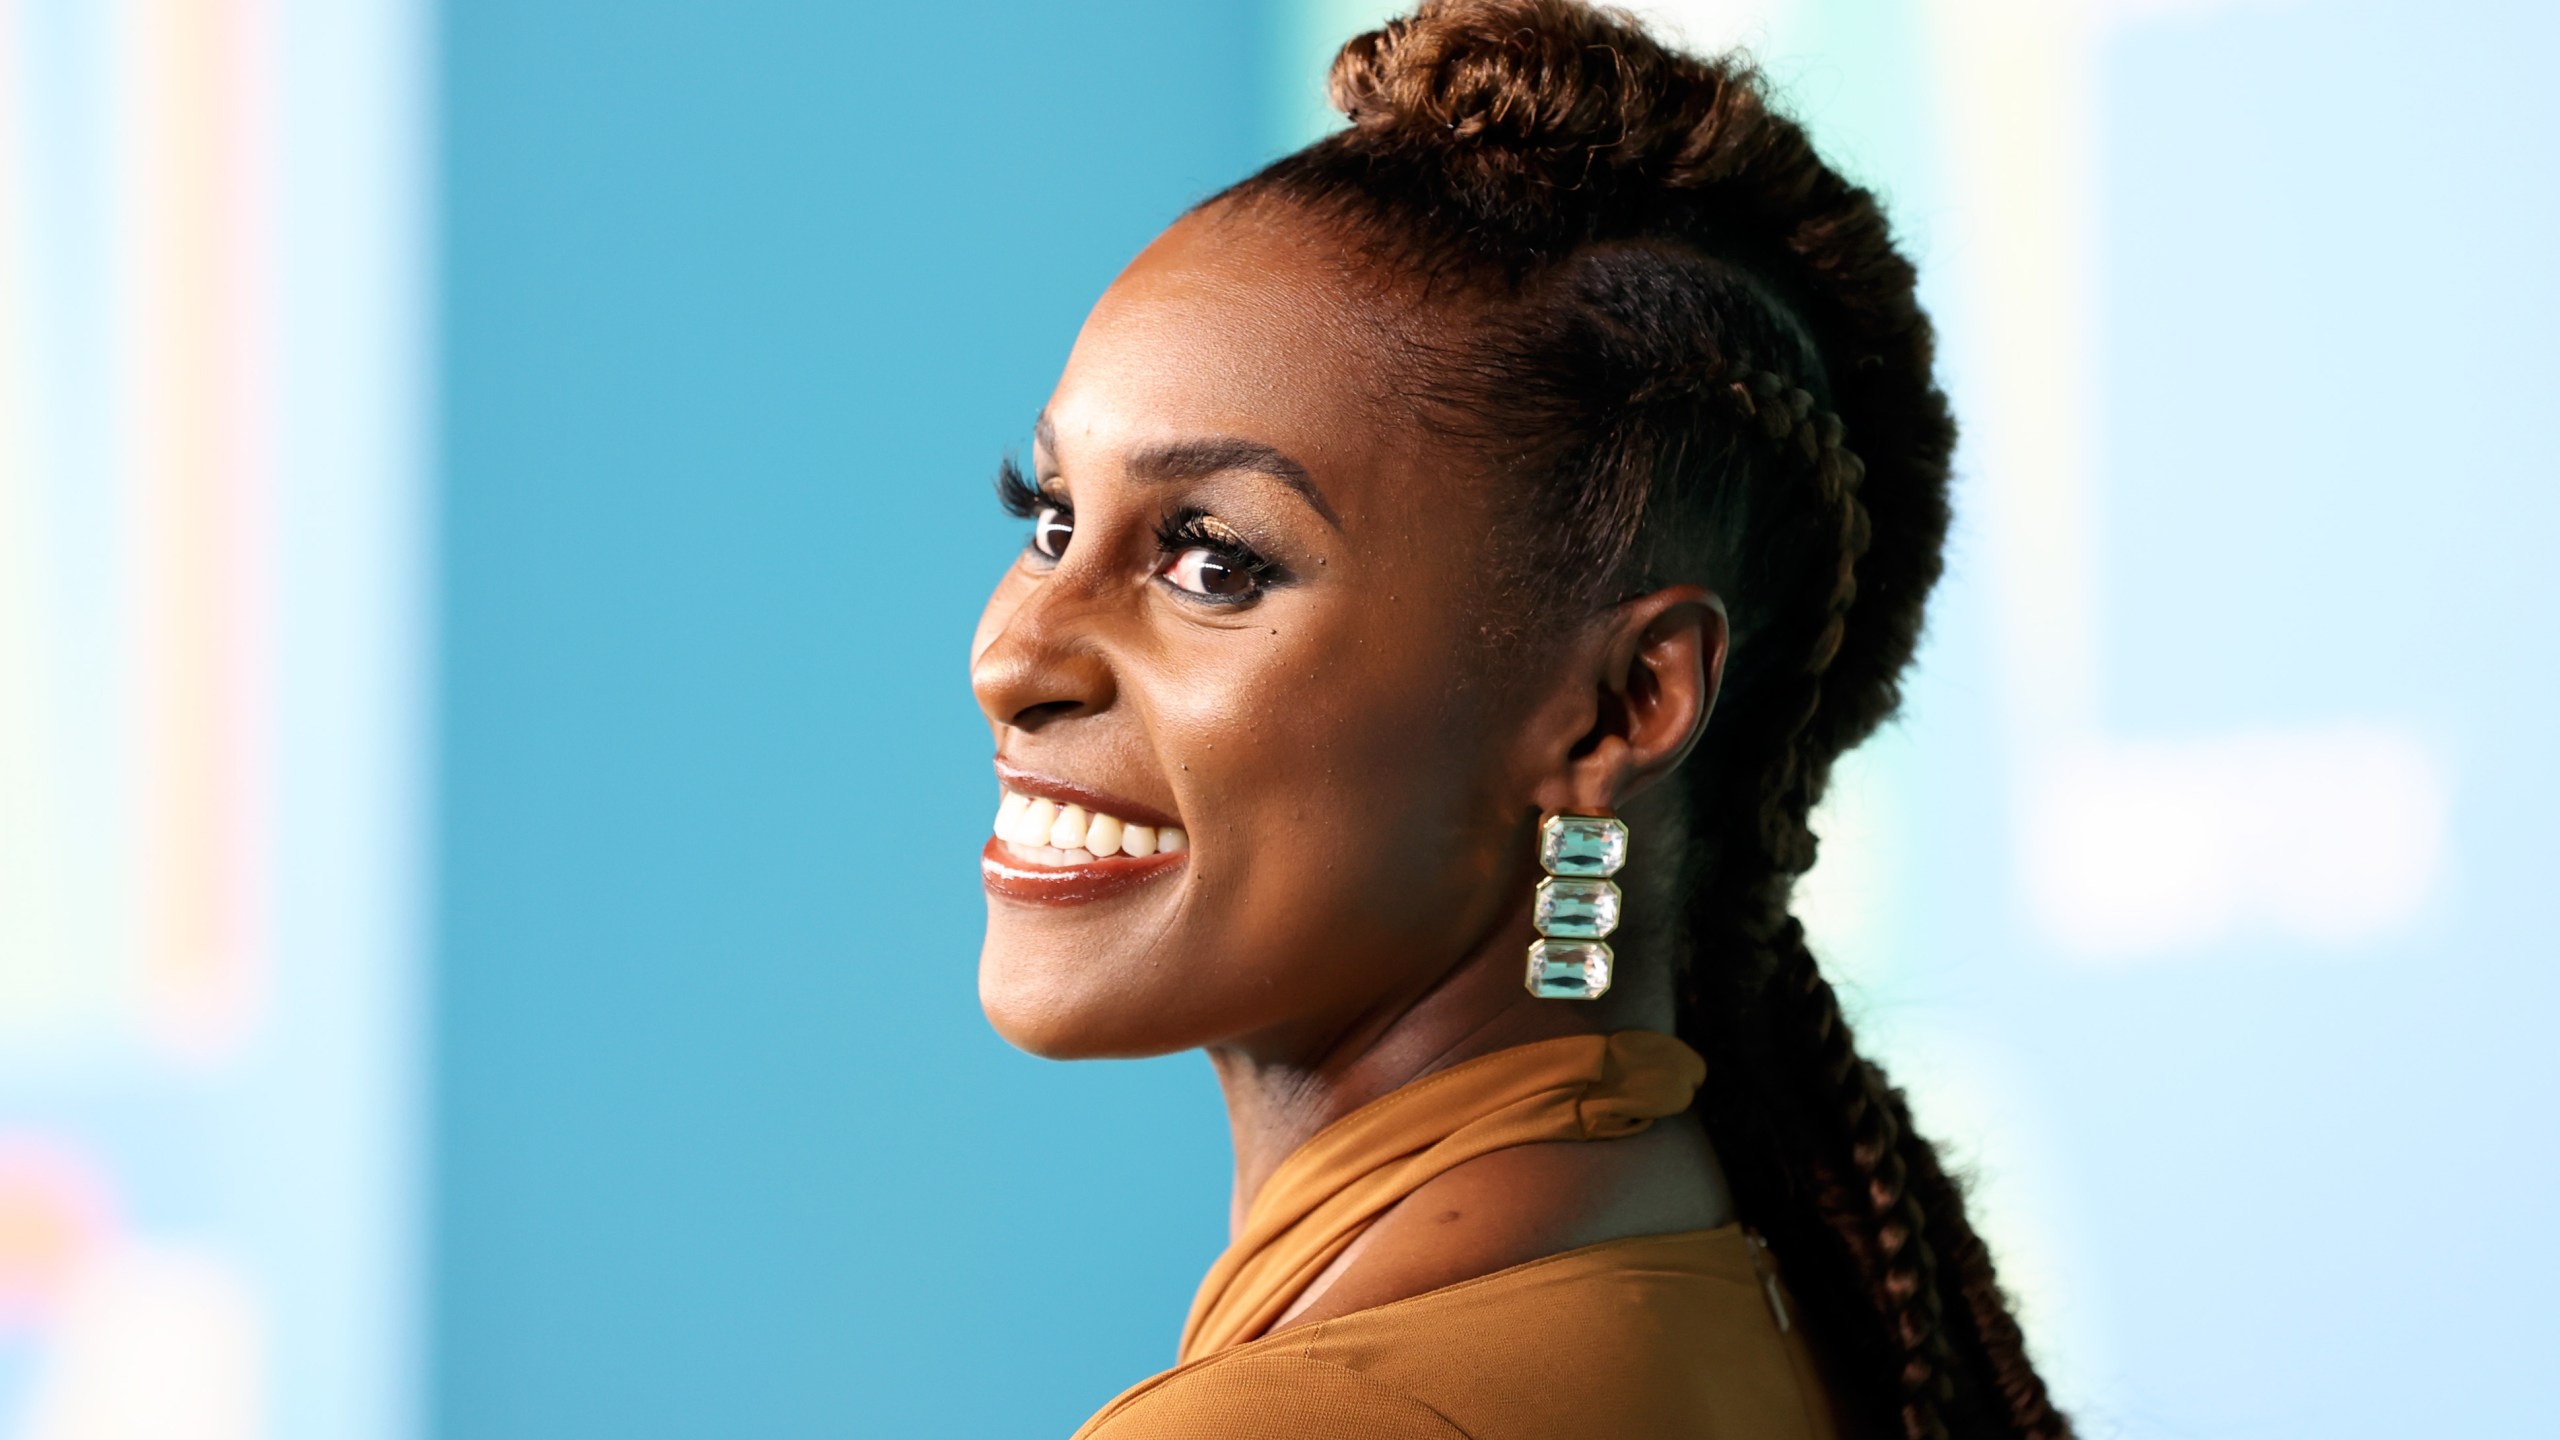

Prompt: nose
[{"left": 971, "top": 577, "right": 1118, "bottom": 734}]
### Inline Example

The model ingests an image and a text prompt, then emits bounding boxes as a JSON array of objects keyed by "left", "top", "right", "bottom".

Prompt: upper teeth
[{"left": 994, "top": 787, "right": 1187, "bottom": 860}]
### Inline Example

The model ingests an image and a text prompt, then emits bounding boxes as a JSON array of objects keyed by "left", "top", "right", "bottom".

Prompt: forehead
[{"left": 1042, "top": 208, "right": 1424, "bottom": 501}]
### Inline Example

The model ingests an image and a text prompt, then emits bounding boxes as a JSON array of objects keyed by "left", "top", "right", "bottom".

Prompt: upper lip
[{"left": 992, "top": 757, "right": 1183, "bottom": 831}]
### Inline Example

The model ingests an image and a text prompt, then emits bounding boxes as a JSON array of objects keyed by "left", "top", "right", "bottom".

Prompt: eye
[
  {"left": 1162, "top": 546, "right": 1257, "bottom": 598},
  {"left": 1031, "top": 504, "right": 1073, "bottom": 560},
  {"left": 1151, "top": 510, "right": 1281, "bottom": 604}
]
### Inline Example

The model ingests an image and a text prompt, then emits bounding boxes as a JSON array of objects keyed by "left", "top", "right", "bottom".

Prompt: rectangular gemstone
[
  {"left": 1533, "top": 877, "right": 1621, "bottom": 940},
  {"left": 1539, "top": 814, "right": 1628, "bottom": 878},
  {"left": 1525, "top": 939, "right": 1614, "bottom": 1000}
]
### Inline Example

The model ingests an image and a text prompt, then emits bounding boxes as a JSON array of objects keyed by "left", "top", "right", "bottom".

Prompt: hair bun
[{"left": 1330, "top": 0, "right": 1684, "bottom": 168}]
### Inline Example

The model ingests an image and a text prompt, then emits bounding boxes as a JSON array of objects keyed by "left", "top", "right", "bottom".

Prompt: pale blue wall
[
  {"left": 434, "top": 2, "right": 2560, "bottom": 1437},
  {"left": 2073, "top": 5, "right": 2560, "bottom": 1431},
  {"left": 433, "top": 5, "right": 1264, "bottom": 1434}
]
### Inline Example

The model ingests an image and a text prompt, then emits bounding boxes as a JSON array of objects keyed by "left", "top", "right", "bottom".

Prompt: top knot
[{"left": 1329, "top": 0, "right": 1698, "bottom": 181}]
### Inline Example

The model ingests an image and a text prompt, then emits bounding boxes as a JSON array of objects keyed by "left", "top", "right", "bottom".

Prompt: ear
[{"left": 1526, "top": 584, "right": 1728, "bottom": 816}]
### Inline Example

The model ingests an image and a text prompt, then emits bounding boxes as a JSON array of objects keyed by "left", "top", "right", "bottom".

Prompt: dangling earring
[{"left": 1526, "top": 813, "right": 1627, "bottom": 999}]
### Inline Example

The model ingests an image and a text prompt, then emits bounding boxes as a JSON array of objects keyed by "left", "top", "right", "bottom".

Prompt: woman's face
[{"left": 969, "top": 206, "right": 1565, "bottom": 1061}]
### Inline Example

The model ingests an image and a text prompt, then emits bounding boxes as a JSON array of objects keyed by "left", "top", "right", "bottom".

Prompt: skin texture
[{"left": 970, "top": 203, "right": 1736, "bottom": 1334}]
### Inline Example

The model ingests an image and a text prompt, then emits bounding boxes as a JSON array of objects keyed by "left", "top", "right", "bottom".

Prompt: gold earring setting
[{"left": 1526, "top": 813, "right": 1626, "bottom": 1000}]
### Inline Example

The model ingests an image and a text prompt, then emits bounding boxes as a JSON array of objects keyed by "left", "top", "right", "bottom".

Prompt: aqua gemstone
[
  {"left": 1525, "top": 939, "right": 1614, "bottom": 1000},
  {"left": 1533, "top": 877, "right": 1621, "bottom": 940},
  {"left": 1539, "top": 814, "right": 1627, "bottom": 878}
]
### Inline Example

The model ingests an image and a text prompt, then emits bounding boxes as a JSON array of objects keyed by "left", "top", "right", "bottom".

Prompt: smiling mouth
[{"left": 980, "top": 782, "right": 1189, "bottom": 905}]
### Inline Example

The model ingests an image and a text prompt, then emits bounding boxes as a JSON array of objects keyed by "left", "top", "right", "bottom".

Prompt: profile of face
[{"left": 969, "top": 203, "right": 1719, "bottom": 1063}]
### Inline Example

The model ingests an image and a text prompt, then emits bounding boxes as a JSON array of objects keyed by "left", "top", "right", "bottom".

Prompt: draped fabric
[
  {"left": 1179, "top": 1030, "right": 1707, "bottom": 1361},
  {"left": 1072, "top": 1030, "right": 1848, "bottom": 1439}
]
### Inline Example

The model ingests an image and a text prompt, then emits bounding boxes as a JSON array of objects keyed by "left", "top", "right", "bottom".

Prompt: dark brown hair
[{"left": 1214, "top": 4, "right": 2069, "bottom": 1437}]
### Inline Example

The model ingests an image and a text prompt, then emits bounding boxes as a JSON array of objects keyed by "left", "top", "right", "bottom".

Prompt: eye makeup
[
  {"left": 997, "top": 456, "right": 1074, "bottom": 562},
  {"left": 995, "top": 455, "right": 1055, "bottom": 520},
  {"left": 995, "top": 453, "right": 1300, "bottom": 606},
  {"left": 1152, "top": 508, "right": 1284, "bottom": 604}
]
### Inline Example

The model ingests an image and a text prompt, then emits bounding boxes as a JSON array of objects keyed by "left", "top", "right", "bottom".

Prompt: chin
[{"left": 977, "top": 939, "right": 1189, "bottom": 1061}]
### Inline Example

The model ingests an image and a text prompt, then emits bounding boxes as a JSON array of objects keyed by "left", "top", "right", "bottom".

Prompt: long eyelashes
[
  {"left": 997, "top": 455, "right": 1074, "bottom": 561},
  {"left": 992, "top": 457, "right": 1284, "bottom": 599},
  {"left": 1152, "top": 509, "right": 1280, "bottom": 587},
  {"left": 995, "top": 455, "right": 1045, "bottom": 519}
]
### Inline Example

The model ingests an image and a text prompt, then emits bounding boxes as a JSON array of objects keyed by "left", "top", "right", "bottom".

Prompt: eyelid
[
  {"left": 1154, "top": 508, "right": 1273, "bottom": 565},
  {"left": 1181, "top": 515, "right": 1251, "bottom": 551},
  {"left": 1151, "top": 505, "right": 1288, "bottom": 605}
]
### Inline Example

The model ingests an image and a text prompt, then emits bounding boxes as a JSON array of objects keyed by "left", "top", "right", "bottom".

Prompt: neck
[{"left": 1203, "top": 905, "right": 1674, "bottom": 1236}]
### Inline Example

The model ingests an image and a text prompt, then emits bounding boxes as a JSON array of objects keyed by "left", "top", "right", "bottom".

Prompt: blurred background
[{"left": 1, "top": 0, "right": 2552, "bottom": 1435}]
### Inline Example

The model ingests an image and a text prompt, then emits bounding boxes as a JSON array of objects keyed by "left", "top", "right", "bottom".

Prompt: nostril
[
  {"left": 971, "top": 600, "right": 1116, "bottom": 730},
  {"left": 1008, "top": 698, "right": 1085, "bottom": 731}
]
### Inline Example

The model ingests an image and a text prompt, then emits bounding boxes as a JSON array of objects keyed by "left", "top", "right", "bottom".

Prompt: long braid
[
  {"left": 1682, "top": 366, "right": 2066, "bottom": 1439},
  {"left": 1689, "top": 364, "right": 2076, "bottom": 1438},
  {"left": 1225, "top": 3, "right": 2072, "bottom": 1434},
  {"left": 1901, "top": 1100, "right": 2074, "bottom": 1439},
  {"left": 1689, "top": 373, "right": 1969, "bottom": 1439}
]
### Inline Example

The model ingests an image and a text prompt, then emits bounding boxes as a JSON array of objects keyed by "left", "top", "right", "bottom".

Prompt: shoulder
[{"left": 1081, "top": 1352, "right": 1471, "bottom": 1440}]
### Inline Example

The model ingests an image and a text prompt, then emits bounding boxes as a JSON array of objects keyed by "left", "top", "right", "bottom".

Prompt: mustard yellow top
[{"left": 1074, "top": 1032, "right": 1846, "bottom": 1439}]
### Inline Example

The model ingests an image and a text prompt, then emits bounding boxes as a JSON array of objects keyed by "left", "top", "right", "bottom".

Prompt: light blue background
[
  {"left": 433, "top": 4, "right": 1261, "bottom": 1434},
  {"left": 2064, "top": 4, "right": 2560, "bottom": 1431},
  {"left": 10, "top": 1, "right": 2549, "bottom": 1438},
  {"left": 430, "top": 2, "right": 2560, "bottom": 1437}
]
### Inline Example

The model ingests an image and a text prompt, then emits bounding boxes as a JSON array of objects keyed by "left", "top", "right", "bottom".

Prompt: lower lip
[{"left": 979, "top": 836, "right": 1188, "bottom": 905}]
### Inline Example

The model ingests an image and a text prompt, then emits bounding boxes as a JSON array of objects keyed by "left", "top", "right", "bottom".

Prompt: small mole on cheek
[{"left": 1436, "top": 1210, "right": 1463, "bottom": 1225}]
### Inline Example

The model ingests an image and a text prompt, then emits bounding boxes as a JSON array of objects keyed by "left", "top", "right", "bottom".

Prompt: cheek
[{"left": 1168, "top": 623, "right": 1517, "bottom": 965}]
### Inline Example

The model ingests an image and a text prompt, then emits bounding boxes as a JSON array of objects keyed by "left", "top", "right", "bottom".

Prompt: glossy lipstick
[
  {"left": 980, "top": 836, "right": 1187, "bottom": 905},
  {"left": 982, "top": 760, "right": 1189, "bottom": 905}
]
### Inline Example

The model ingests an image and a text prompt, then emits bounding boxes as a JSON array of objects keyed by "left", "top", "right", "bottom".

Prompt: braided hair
[{"left": 1212, "top": 4, "right": 2070, "bottom": 1437}]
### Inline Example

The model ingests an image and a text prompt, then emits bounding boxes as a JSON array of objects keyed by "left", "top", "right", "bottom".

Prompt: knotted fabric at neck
[{"left": 1178, "top": 1029, "right": 1707, "bottom": 1363}]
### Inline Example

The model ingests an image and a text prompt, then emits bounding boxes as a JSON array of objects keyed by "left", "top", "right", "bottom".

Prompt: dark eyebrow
[
  {"left": 1031, "top": 412, "right": 1341, "bottom": 531},
  {"left": 1128, "top": 437, "right": 1341, "bottom": 530}
]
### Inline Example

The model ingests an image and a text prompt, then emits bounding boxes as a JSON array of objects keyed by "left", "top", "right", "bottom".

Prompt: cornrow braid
[
  {"left": 1669, "top": 288, "right": 2056, "bottom": 1440},
  {"left": 1680, "top": 370, "right": 1982, "bottom": 1440},
  {"left": 1219, "top": 3, "right": 2070, "bottom": 1436}
]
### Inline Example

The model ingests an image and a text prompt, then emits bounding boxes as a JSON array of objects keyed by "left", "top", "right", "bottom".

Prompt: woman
[{"left": 970, "top": 3, "right": 2068, "bottom": 1436}]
